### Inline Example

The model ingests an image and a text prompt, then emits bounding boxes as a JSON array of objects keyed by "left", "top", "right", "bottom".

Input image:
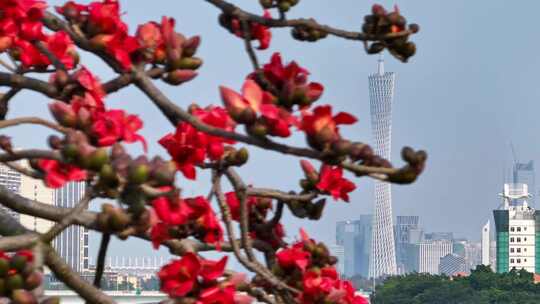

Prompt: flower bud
[
  {"left": 150, "top": 160, "right": 176, "bottom": 186},
  {"left": 61, "top": 143, "right": 79, "bottom": 162},
  {"left": 246, "top": 121, "right": 268, "bottom": 138},
  {"left": 6, "top": 274, "right": 24, "bottom": 291},
  {"left": 163, "top": 70, "right": 198, "bottom": 85},
  {"left": 0, "top": 258, "right": 9, "bottom": 277},
  {"left": 11, "top": 289, "right": 37, "bottom": 304},
  {"left": 96, "top": 212, "right": 110, "bottom": 231},
  {"left": 409, "top": 23, "right": 420, "bottom": 33},
  {"left": 259, "top": 0, "right": 273, "bottom": 9},
  {"left": 10, "top": 255, "right": 28, "bottom": 273},
  {"left": 76, "top": 107, "right": 92, "bottom": 130},
  {"left": 49, "top": 102, "right": 76, "bottom": 128},
  {"left": 24, "top": 272, "right": 42, "bottom": 290},
  {"left": 47, "top": 135, "right": 63, "bottom": 150},
  {"left": 232, "top": 148, "right": 249, "bottom": 166},
  {"left": 300, "top": 160, "right": 318, "bottom": 183},
  {"left": 182, "top": 36, "right": 201, "bottom": 57},
  {"left": 368, "top": 42, "right": 385, "bottom": 54},
  {"left": 331, "top": 139, "right": 352, "bottom": 156},
  {"left": 99, "top": 164, "right": 118, "bottom": 186},
  {"left": 278, "top": 1, "right": 291, "bottom": 12},
  {"left": 128, "top": 160, "right": 150, "bottom": 185},
  {"left": 174, "top": 57, "right": 203, "bottom": 70},
  {"left": 0, "top": 135, "right": 12, "bottom": 154},
  {"left": 308, "top": 198, "right": 326, "bottom": 220},
  {"left": 111, "top": 143, "right": 126, "bottom": 160},
  {"left": 88, "top": 148, "right": 109, "bottom": 171},
  {"left": 109, "top": 210, "right": 131, "bottom": 231}
]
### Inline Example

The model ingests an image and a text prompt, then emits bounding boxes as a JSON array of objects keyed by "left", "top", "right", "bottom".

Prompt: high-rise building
[
  {"left": 0, "top": 164, "right": 22, "bottom": 221},
  {"left": 19, "top": 173, "right": 55, "bottom": 233},
  {"left": 368, "top": 56, "right": 397, "bottom": 278},
  {"left": 493, "top": 183, "right": 538, "bottom": 273},
  {"left": 328, "top": 244, "right": 345, "bottom": 275},
  {"left": 395, "top": 216, "right": 419, "bottom": 274},
  {"left": 482, "top": 221, "right": 490, "bottom": 267},
  {"left": 513, "top": 161, "right": 535, "bottom": 207},
  {"left": 403, "top": 239, "right": 453, "bottom": 274},
  {"left": 53, "top": 182, "right": 89, "bottom": 273},
  {"left": 439, "top": 253, "right": 467, "bottom": 276},
  {"left": 336, "top": 215, "right": 372, "bottom": 277}
]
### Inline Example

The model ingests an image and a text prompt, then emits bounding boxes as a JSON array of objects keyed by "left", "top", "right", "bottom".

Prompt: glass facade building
[
  {"left": 53, "top": 182, "right": 89, "bottom": 273},
  {"left": 336, "top": 215, "right": 372, "bottom": 277},
  {"left": 395, "top": 216, "right": 419, "bottom": 274}
]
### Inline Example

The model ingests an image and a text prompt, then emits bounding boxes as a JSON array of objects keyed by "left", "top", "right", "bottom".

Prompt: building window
[
  {"left": 517, "top": 227, "right": 521, "bottom": 232},
  {"left": 511, "top": 248, "right": 515, "bottom": 253},
  {"left": 517, "top": 259, "right": 521, "bottom": 263},
  {"left": 525, "top": 248, "right": 527, "bottom": 252},
  {"left": 511, "top": 237, "right": 515, "bottom": 242},
  {"left": 525, "top": 259, "right": 527, "bottom": 262},
  {"left": 511, "top": 259, "right": 515, "bottom": 263},
  {"left": 524, "top": 237, "right": 527, "bottom": 242},
  {"left": 511, "top": 227, "right": 515, "bottom": 232},
  {"left": 524, "top": 227, "right": 527, "bottom": 231},
  {"left": 517, "top": 248, "right": 521, "bottom": 253},
  {"left": 517, "top": 237, "right": 521, "bottom": 242}
]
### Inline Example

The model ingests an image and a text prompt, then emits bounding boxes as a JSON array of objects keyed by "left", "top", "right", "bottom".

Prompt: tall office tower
[
  {"left": 336, "top": 215, "right": 372, "bottom": 277},
  {"left": 403, "top": 239, "right": 453, "bottom": 274},
  {"left": 482, "top": 221, "right": 490, "bottom": 266},
  {"left": 53, "top": 182, "right": 89, "bottom": 273},
  {"left": 395, "top": 216, "right": 419, "bottom": 274},
  {"left": 439, "top": 253, "right": 467, "bottom": 276},
  {"left": 425, "top": 232, "right": 454, "bottom": 241},
  {"left": 368, "top": 56, "right": 397, "bottom": 277},
  {"left": 19, "top": 173, "right": 55, "bottom": 233},
  {"left": 493, "top": 183, "right": 539, "bottom": 273},
  {"left": 328, "top": 244, "right": 345, "bottom": 275},
  {"left": 513, "top": 161, "right": 535, "bottom": 207},
  {"left": 0, "top": 164, "right": 22, "bottom": 221}
]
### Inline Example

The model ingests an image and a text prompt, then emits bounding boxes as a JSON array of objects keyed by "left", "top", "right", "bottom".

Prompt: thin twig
[
  {"left": 93, "top": 233, "right": 111, "bottom": 288},
  {"left": 0, "top": 116, "right": 68, "bottom": 133},
  {"left": 41, "top": 191, "right": 93, "bottom": 243}
]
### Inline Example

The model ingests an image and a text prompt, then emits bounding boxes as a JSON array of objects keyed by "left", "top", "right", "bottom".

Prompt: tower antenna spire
[{"left": 377, "top": 53, "right": 385, "bottom": 75}]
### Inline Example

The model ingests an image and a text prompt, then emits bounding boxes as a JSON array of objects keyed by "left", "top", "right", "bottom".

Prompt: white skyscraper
[
  {"left": 481, "top": 220, "right": 490, "bottom": 267},
  {"left": 53, "top": 182, "right": 89, "bottom": 273},
  {"left": 19, "top": 173, "right": 55, "bottom": 233},
  {"left": 368, "top": 56, "right": 397, "bottom": 277}
]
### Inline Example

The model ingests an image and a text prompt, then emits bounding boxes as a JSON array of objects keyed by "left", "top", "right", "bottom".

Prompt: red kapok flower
[
  {"left": 158, "top": 253, "right": 201, "bottom": 298},
  {"left": 38, "top": 159, "right": 87, "bottom": 188},
  {"left": 200, "top": 256, "right": 228, "bottom": 282},
  {"left": 276, "top": 245, "right": 311, "bottom": 272},
  {"left": 150, "top": 222, "right": 170, "bottom": 249},
  {"left": 91, "top": 109, "right": 147, "bottom": 151},
  {"left": 316, "top": 165, "right": 356, "bottom": 202},
  {"left": 300, "top": 105, "right": 357, "bottom": 148}
]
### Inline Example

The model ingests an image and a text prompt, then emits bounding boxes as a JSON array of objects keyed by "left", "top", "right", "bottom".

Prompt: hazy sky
[{"left": 4, "top": 1, "right": 540, "bottom": 263}]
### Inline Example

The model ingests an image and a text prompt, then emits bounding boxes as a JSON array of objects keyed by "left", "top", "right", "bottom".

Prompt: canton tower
[{"left": 368, "top": 55, "right": 397, "bottom": 277}]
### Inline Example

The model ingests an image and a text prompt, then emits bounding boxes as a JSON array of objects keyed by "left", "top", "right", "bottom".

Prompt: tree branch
[
  {"left": 205, "top": 0, "right": 413, "bottom": 41},
  {"left": 44, "top": 244, "right": 115, "bottom": 304}
]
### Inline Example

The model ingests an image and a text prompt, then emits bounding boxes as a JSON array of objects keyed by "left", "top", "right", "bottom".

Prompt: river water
[{"left": 45, "top": 290, "right": 166, "bottom": 303}]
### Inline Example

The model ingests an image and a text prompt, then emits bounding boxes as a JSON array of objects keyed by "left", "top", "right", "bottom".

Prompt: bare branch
[
  {"left": 205, "top": 0, "right": 413, "bottom": 41},
  {"left": 41, "top": 190, "right": 93, "bottom": 242},
  {"left": 0, "top": 234, "right": 39, "bottom": 252},
  {"left": 93, "top": 233, "right": 111, "bottom": 288},
  {"left": 0, "top": 117, "right": 68, "bottom": 134},
  {"left": 44, "top": 245, "right": 115, "bottom": 304}
]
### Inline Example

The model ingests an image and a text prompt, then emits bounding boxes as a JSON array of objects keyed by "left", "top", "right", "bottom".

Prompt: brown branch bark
[{"left": 0, "top": 117, "right": 68, "bottom": 134}]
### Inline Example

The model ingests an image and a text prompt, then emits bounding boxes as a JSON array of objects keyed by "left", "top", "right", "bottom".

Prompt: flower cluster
[
  {"left": 48, "top": 67, "right": 146, "bottom": 151},
  {"left": 219, "top": 11, "right": 272, "bottom": 50},
  {"left": 362, "top": 4, "right": 419, "bottom": 62},
  {"left": 220, "top": 79, "right": 297, "bottom": 138},
  {"left": 158, "top": 253, "right": 252, "bottom": 304},
  {"left": 151, "top": 194, "right": 223, "bottom": 248},
  {"left": 0, "top": 0, "right": 77, "bottom": 69},
  {"left": 56, "top": 0, "right": 202, "bottom": 75},
  {"left": 252, "top": 52, "right": 324, "bottom": 110},
  {"left": 56, "top": 0, "right": 138, "bottom": 70},
  {"left": 0, "top": 250, "right": 52, "bottom": 303},
  {"left": 136, "top": 17, "right": 202, "bottom": 85},
  {"left": 225, "top": 192, "right": 285, "bottom": 248},
  {"left": 300, "top": 160, "right": 356, "bottom": 202},
  {"left": 273, "top": 230, "right": 368, "bottom": 304},
  {"left": 159, "top": 105, "right": 236, "bottom": 179}
]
